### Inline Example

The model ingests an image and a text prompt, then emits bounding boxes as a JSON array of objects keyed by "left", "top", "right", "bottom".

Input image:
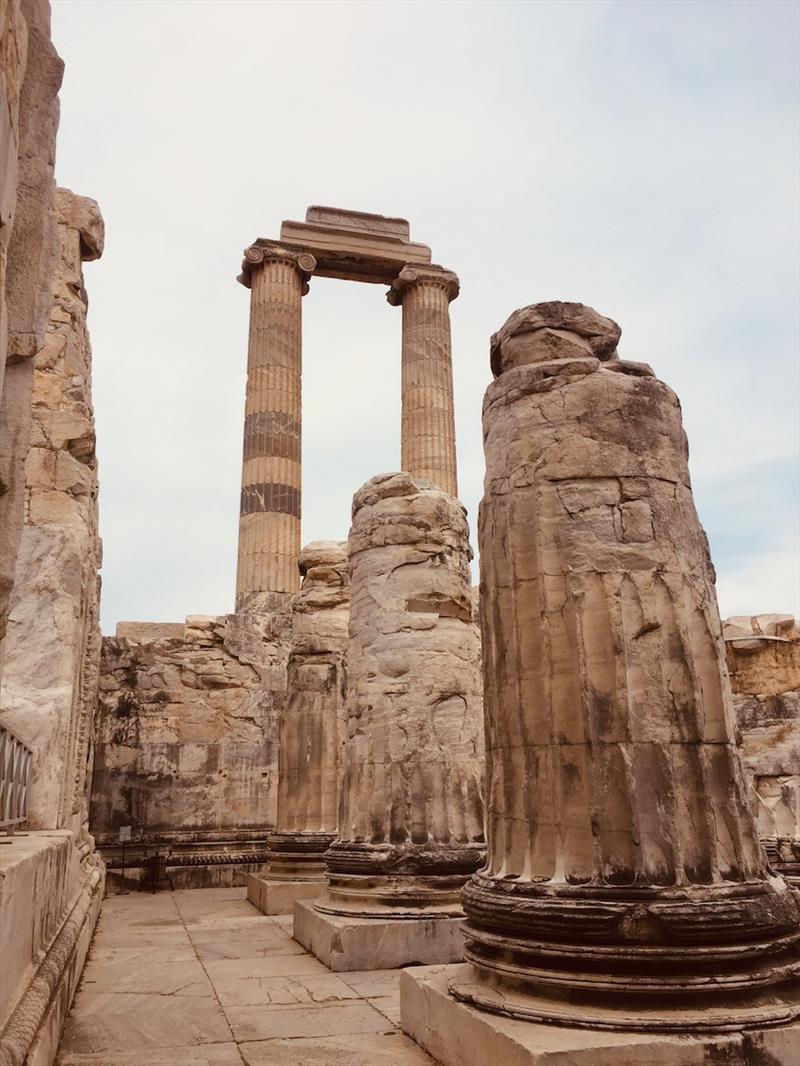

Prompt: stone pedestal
[
  {"left": 235, "top": 243, "right": 315, "bottom": 609},
  {"left": 297, "top": 473, "right": 485, "bottom": 968},
  {"left": 400, "top": 302, "right": 800, "bottom": 1062},
  {"left": 251, "top": 543, "right": 350, "bottom": 915},
  {"left": 389, "top": 267, "right": 459, "bottom": 498}
]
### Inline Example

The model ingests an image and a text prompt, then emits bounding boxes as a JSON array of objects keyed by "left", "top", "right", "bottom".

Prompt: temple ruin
[{"left": 0, "top": 6, "right": 798, "bottom": 1065}]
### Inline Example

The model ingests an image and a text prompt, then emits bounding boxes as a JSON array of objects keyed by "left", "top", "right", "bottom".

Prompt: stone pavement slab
[{"left": 56, "top": 887, "right": 437, "bottom": 1066}]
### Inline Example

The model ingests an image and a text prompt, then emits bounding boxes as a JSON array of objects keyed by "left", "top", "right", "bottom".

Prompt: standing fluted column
[
  {"left": 453, "top": 301, "right": 800, "bottom": 1032},
  {"left": 251, "top": 542, "right": 349, "bottom": 913},
  {"left": 319, "top": 472, "right": 484, "bottom": 917},
  {"left": 388, "top": 266, "right": 459, "bottom": 498},
  {"left": 235, "top": 242, "right": 316, "bottom": 611}
]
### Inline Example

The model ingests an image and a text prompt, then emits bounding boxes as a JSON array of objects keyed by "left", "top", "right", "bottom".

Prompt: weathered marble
[
  {"left": 727, "top": 614, "right": 800, "bottom": 889},
  {"left": 322, "top": 473, "right": 485, "bottom": 916},
  {"left": 388, "top": 266, "right": 460, "bottom": 497},
  {"left": 251, "top": 541, "right": 349, "bottom": 914},
  {"left": 402, "top": 302, "right": 800, "bottom": 1061},
  {"left": 0, "top": 188, "right": 103, "bottom": 836},
  {"left": 91, "top": 610, "right": 291, "bottom": 889},
  {"left": 235, "top": 244, "right": 315, "bottom": 607},
  {"left": 0, "top": 0, "right": 63, "bottom": 690}
]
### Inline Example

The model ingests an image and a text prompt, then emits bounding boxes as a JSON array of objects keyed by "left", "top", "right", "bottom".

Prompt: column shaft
[
  {"left": 266, "top": 542, "right": 349, "bottom": 882},
  {"left": 321, "top": 473, "right": 484, "bottom": 916},
  {"left": 235, "top": 247, "right": 313, "bottom": 609},
  {"left": 454, "top": 302, "right": 800, "bottom": 1031},
  {"left": 390, "top": 267, "right": 459, "bottom": 497}
]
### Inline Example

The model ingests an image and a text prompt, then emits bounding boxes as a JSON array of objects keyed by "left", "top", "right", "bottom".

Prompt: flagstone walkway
[{"left": 56, "top": 886, "right": 436, "bottom": 1066}]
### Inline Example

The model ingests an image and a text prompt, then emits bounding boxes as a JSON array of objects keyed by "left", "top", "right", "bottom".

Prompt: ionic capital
[
  {"left": 237, "top": 240, "right": 317, "bottom": 292},
  {"left": 386, "top": 264, "right": 460, "bottom": 306}
]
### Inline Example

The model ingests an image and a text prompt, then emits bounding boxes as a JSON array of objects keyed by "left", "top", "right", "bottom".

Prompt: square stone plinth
[
  {"left": 293, "top": 900, "right": 466, "bottom": 972},
  {"left": 247, "top": 874, "right": 325, "bottom": 915},
  {"left": 399, "top": 964, "right": 800, "bottom": 1066}
]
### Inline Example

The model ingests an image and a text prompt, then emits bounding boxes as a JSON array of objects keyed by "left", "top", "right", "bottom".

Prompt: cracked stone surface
[
  {"left": 56, "top": 887, "right": 434, "bottom": 1066},
  {"left": 89, "top": 609, "right": 291, "bottom": 888}
]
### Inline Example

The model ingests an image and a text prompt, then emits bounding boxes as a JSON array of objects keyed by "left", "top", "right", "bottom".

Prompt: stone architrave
[
  {"left": 248, "top": 541, "right": 350, "bottom": 915},
  {"left": 295, "top": 473, "right": 485, "bottom": 970},
  {"left": 400, "top": 303, "right": 800, "bottom": 1065},
  {"left": 234, "top": 242, "right": 316, "bottom": 609},
  {"left": 388, "top": 266, "right": 460, "bottom": 498}
]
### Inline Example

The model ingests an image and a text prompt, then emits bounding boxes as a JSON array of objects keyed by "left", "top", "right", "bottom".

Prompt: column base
[
  {"left": 400, "top": 964, "right": 800, "bottom": 1066},
  {"left": 293, "top": 897, "right": 466, "bottom": 971},
  {"left": 247, "top": 873, "right": 325, "bottom": 915}
]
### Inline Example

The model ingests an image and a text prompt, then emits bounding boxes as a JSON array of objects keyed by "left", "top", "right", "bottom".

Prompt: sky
[{"left": 49, "top": 0, "right": 799, "bottom": 636}]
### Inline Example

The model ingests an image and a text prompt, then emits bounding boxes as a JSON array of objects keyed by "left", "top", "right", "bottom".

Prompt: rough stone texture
[
  {"left": 299, "top": 474, "right": 484, "bottom": 969},
  {"left": 56, "top": 888, "right": 435, "bottom": 1066},
  {"left": 294, "top": 899, "right": 467, "bottom": 972},
  {"left": 401, "top": 965, "right": 800, "bottom": 1066},
  {"left": 90, "top": 609, "right": 291, "bottom": 889},
  {"left": 726, "top": 614, "right": 800, "bottom": 888},
  {"left": 436, "top": 303, "right": 800, "bottom": 1038},
  {"left": 0, "top": 831, "right": 104, "bottom": 1066},
  {"left": 253, "top": 541, "right": 349, "bottom": 915},
  {"left": 0, "top": 187, "right": 103, "bottom": 836},
  {"left": 0, "top": 0, "right": 63, "bottom": 689}
]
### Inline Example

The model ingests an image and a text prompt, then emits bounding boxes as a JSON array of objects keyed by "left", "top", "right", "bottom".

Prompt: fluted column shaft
[
  {"left": 265, "top": 542, "right": 349, "bottom": 882},
  {"left": 320, "top": 473, "right": 485, "bottom": 917},
  {"left": 389, "top": 266, "right": 459, "bottom": 497},
  {"left": 454, "top": 303, "right": 800, "bottom": 1030},
  {"left": 235, "top": 244, "right": 315, "bottom": 610}
]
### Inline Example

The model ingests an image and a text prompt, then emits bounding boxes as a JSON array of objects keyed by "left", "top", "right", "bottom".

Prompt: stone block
[
  {"left": 115, "top": 620, "right": 185, "bottom": 641},
  {"left": 247, "top": 874, "right": 325, "bottom": 915},
  {"left": 293, "top": 899, "right": 466, "bottom": 972},
  {"left": 399, "top": 964, "right": 800, "bottom": 1066}
]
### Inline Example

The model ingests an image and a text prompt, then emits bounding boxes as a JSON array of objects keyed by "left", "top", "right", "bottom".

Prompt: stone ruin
[{"left": 0, "top": 6, "right": 798, "bottom": 1064}]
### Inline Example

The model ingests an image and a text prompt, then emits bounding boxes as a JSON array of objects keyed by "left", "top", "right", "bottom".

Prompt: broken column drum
[
  {"left": 235, "top": 243, "right": 315, "bottom": 608},
  {"left": 453, "top": 302, "right": 800, "bottom": 1030},
  {"left": 264, "top": 541, "right": 349, "bottom": 892},
  {"left": 321, "top": 472, "right": 485, "bottom": 916}
]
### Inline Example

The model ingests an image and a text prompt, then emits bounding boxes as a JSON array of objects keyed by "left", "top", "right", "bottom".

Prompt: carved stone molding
[
  {"left": 386, "top": 264, "right": 460, "bottom": 306},
  {"left": 237, "top": 240, "right": 317, "bottom": 291}
]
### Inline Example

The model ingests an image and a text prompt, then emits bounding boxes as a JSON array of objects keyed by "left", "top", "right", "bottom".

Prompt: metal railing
[{"left": 0, "top": 726, "right": 32, "bottom": 835}]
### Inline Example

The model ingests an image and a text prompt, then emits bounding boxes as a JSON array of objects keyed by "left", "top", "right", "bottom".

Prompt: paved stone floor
[{"left": 57, "top": 886, "right": 436, "bottom": 1065}]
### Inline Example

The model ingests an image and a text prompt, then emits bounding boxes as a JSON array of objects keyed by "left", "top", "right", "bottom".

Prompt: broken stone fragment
[{"left": 489, "top": 299, "right": 621, "bottom": 377}]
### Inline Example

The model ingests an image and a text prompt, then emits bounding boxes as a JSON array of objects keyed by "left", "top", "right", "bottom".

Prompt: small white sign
[{"left": 118, "top": 825, "right": 132, "bottom": 843}]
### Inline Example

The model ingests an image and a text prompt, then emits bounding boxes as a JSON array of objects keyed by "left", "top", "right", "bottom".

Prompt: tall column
[
  {"left": 294, "top": 472, "right": 485, "bottom": 970},
  {"left": 450, "top": 302, "right": 800, "bottom": 1034},
  {"left": 388, "top": 266, "right": 459, "bottom": 498},
  {"left": 235, "top": 242, "right": 315, "bottom": 611},
  {"left": 248, "top": 541, "right": 349, "bottom": 915}
]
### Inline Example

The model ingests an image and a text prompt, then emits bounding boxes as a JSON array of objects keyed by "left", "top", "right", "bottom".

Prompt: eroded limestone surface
[
  {"left": 0, "top": 188, "right": 103, "bottom": 835},
  {"left": 91, "top": 610, "right": 291, "bottom": 889},
  {"left": 322, "top": 472, "right": 485, "bottom": 916},
  {"left": 254, "top": 541, "right": 350, "bottom": 912},
  {"left": 447, "top": 301, "right": 800, "bottom": 1037}
]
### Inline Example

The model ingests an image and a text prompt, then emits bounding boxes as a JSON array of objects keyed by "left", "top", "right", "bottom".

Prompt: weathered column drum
[
  {"left": 454, "top": 301, "right": 800, "bottom": 1031},
  {"left": 262, "top": 542, "right": 349, "bottom": 906},
  {"left": 321, "top": 472, "right": 485, "bottom": 916}
]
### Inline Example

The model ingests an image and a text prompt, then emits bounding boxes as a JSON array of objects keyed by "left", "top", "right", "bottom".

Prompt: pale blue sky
[{"left": 50, "top": 0, "right": 799, "bottom": 633}]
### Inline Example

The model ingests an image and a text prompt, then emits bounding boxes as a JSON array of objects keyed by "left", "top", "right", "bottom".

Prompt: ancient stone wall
[
  {"left": 90, "top": 611, "right": 291, "bottom": 889},
  {"left": 0, "top": 0, "right": 64, "bottom": 689},
  {"left": 726, "top": 614, "right": 800, "bottom": 873},
  {"left": 0, "top": 187, "right": 103, "bottom": 835}
]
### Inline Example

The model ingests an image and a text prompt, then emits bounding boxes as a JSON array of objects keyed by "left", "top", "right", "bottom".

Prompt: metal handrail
[{"left": 0, "top": 726, "right": 32, "bottom": 833}]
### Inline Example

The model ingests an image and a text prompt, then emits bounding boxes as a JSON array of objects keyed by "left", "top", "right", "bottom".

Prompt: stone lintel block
[
  {"left": 277, "top": 222, "right": 431, "bottom": 285},
  {"left": 293, "top": 899, "right": 466, "bottom": 972},
  {"left": 304, "top": 205, "right": 410, "bottom": 239},
  {"left": 246, "top": 873, "right": 325, "bottom": 916},
  {"left": 399, "top": 965, "right": 800, "bottom": 1066},
  {"left": 115, "top": 620, "right": 186, "bottom": 642}
]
